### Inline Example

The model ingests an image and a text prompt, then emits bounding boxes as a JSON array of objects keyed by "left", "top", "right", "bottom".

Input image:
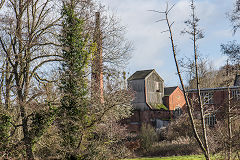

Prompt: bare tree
[
  {"left": 222, "top": 82, "right": 239, "bottom": 160},
  {"left": 66, "top": 0, "right": 133, "bottom": 72},
  {"left": 182, "top": 2, "right": 210, "bottom": 158},
  {"left": 0, "top": 0, "right": 4, "bottom": 9},
  {"left": 150, "top": 1, "right": 210, "bottom": 159},
  {"left": 220, "top": 3, "right": 240, "bottom": 159},
  {"left": 0, "top": 0, "right": 133, "bottom": 159},
  {"left": 208, "top": 87, "right": 240, "bottom": 160},
  {"left": 221, "top": 1, "right": 240, "bottom": 73},
  {"left": 0, "top": 0, "right": 62, "bottom": 159},
  {"left": 180, "top": 55, "right": 219, "bottom": 89},
  {"left": 101, "top": 13, "right": 133, "bottom": 70}
]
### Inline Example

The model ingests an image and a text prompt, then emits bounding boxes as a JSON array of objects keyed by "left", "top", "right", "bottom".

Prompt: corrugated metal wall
[{"left": 128, "top": 79, "right": 149, "bottom": 110}]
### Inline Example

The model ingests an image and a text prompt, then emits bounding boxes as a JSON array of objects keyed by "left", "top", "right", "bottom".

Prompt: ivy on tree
[{"left": 58, "top": 0, "right": 95, "bottom": 157}]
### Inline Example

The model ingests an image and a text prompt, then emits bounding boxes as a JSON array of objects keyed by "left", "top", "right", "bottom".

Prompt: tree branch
[
  {"left": 30, "top": 54, "right": 62, "bottom": 62},
  {"left": 0, "top": 37, "right": 14, "bottom": 67},
  {"left": 33, "top": 72, "right": 58, "bottom": 83},
  {"left": 7, "top": 121, "right": 23, "bottom": 138}
]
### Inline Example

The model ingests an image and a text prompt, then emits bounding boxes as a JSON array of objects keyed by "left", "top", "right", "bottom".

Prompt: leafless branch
[
  {"left": 30, "top": 54, "right": 63, "bottom": 62},
  {"left": 151, "top": 1, "right": 210, "bottom": 159},
  {"left": 0, "top": 0, "right": 5, "bottom": 9},
  {"left": 7, "top": 121, "right": 23, "bottom": 139},
  {"left": 148, "top": 9, "right": 165, "bottom": 14},
  {"left": 167, "top": 3, "right": 176, "bottom": 14},
  {"left": 155, "top": 19, "right": 166, "bottom": 23},
  {"left": 33, "top": 72, "right": 58, "bottom": 83},
  {"left": 30, "top": 59, "right": 63, "bottom": 80}
]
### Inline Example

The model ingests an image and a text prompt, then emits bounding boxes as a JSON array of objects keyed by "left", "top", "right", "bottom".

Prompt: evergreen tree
[{"left": 58, "top": 0, "right": 95, "bottom": 158}]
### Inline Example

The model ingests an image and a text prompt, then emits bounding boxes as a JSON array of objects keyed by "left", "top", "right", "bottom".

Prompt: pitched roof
[
  {"left": 234, "top": 75, "right": 240, "bottom": 86},
  {"left": 164, "top": 86, "right": 178, "bottom": 96},
  {"left": 127, "top": 69, "right": 154, "bottom": 81}
]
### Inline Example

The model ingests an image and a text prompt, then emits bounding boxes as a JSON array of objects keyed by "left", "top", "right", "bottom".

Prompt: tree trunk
[
  {"left": 16, "top": 1, "right": 34, "bottom": 159},
  {"left": 191, "top": 1, "right": 210, "bottom": 159},
  {"left": 227, "top": 87, "right": 232, "bottom": 160},
  {"left": 5, "top": 60, "right": 11, "bottom": 109},
  {"left": 22, "top": 114, "right": 34, "bottom": 160},
  {"left": 193, "top": 13, "right": 210, "bottom": 160},
  {"left": 165, "top": 12, "right": 208, "bottom": 159},
  {"left": 18, "top": 89, "right": 34, "bottom": 160}
]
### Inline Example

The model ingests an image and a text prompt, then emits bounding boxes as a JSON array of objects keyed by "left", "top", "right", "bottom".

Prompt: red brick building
[
  {"left": 187, "top": 86, "right": 240, "bottom": 127},
  {"left": 163, "top": 86, "right": 186, "bottom": 111},
  {"left": 125, "top": 70, "right": 186, "bottom": 132},
  {"left": 125, "top": 70, "right": 240, "bottom": 131}
]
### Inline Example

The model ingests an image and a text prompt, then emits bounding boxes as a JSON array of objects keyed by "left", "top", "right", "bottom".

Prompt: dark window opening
[{"left": 205, "top": 114, "right": 216, "bottom": 127}]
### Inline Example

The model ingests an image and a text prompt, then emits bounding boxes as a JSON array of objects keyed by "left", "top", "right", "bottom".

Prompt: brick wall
[
  {"left": 168, "top": 87, "right": 186, "bottom": 110},
  {"left": 188, "top": 88, "right": 238, "bottom": 122},
  {"left": 123, "top": 110, "right": 172, "bottom": 133},
  {"left": 163, "top": 87, "right": 186, "bottom": 111}
]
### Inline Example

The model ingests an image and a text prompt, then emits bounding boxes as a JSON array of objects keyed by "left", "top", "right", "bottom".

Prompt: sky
[{"left": 100, "top": 0, "right": 240, "bottom": 87}]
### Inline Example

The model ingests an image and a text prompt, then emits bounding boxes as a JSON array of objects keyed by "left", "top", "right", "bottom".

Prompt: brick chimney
[{"left": 91, "top": 12, "right": 104, "bottom": 103}]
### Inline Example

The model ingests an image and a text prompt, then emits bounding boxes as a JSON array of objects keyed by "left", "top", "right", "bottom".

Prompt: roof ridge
[{"left": 127, "top": 69, "right": 155, "bottom": 81}]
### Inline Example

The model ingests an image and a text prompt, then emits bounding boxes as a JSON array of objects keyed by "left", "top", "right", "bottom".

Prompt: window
[
  {"left": 232, "top": 89, "right": 240, "bottom": 100},
  {"left": 174, "top": 107, "right": 182, "bottom": 117},
  {"left": 155, "top": 81, "right": 161, "bottom": 92},
  {"left": 205, "top": 114, "right": 216, "bottom": 127},
  {"left": 200, "top": 92, "right": 214, "bottom": 104}
]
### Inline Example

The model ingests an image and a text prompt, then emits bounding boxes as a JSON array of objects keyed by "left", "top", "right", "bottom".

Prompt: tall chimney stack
[{"left": 91, "top": 12, "right": 104, "bottom": 103}]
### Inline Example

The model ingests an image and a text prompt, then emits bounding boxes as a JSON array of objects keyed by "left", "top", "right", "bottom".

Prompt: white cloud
[
  {"left": 100, "top": 0, "right": 240, "bottom": 86},
  {"left": 212, "top": 55, "right": 228, "bottom": 69}
]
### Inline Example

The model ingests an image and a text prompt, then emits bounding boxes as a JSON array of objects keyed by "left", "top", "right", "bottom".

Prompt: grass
[
  {"left": 124, "top": 155, "right": 204, "bottom": 160},
  {"left": 124, "top": 154, "right": 223, "bottom": 160}
]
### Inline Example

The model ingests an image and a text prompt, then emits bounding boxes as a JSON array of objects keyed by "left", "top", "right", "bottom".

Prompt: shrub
[
  {"left": 208, "top": 119, "right": 240, "bottom": 157},
  {"left": 138, "top": 123, "right": 158, "bottom": 152},
  {"left": 165, "top": 113, "right": 198, "bottom": 142},
  {"left": 143, "top": 141, "right": 200, "bottom": 157},
  {"left": 139, "top": 113, "right": 201, "bottom": 157}
]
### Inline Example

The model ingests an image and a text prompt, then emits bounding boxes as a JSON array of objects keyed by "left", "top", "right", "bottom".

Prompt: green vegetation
[
  {"left": 154, "top": 104, "right": 168, "bottom": 110},
  {"left": 139, "top": 123, "right": 158, "bottom": 152},
  {"left": 125, "top": 155, "right": 203, "bottom": 160},
  {"left": 58, "top": 1, "right": 94, "bottom": 158},
  {"left": 124, "top": 154, "right": 223, "bottom": 160}
]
